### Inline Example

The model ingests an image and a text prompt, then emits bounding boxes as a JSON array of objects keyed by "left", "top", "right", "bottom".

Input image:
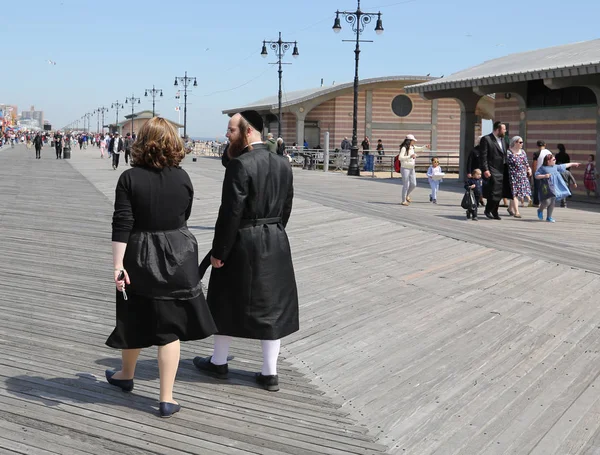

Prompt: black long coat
[
  {"left": 208, "top": 143, "right": 299, "bottom": 340},
  {"left": 479, "top": 133, "right": 510, "bottom": 201}
]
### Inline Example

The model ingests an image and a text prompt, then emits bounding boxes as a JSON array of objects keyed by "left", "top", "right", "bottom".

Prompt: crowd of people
[{"left": 463, "top": 121, "right": 587, "bottom": 222}]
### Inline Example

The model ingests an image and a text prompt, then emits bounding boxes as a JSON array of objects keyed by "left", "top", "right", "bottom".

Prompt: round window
[{"left": 391, "top": 95, "right": 413, "bottom": 117}]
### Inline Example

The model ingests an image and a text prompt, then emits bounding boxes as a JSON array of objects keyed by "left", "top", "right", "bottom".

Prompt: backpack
[{"left": 394, "top": 154, "right": 401, "bottom": 173}]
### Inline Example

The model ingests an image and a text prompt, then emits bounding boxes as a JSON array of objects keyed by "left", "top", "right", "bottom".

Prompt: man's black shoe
[
  {"left": 492, "top": 213, "right": 502, "bottom": 220},
  {"left": 484, "top": 211, "right": 494, "bottom": 219},
  {"left": 193, "top": 356, "right": 228, "bottom": 379},
  {"left": 255, "top": 373, "right": 279, "bottom": 392}
]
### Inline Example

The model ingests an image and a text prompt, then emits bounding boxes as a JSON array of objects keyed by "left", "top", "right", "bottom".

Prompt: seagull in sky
[{"left": 47, "top": 59, "right": 56, "bottom": 65}]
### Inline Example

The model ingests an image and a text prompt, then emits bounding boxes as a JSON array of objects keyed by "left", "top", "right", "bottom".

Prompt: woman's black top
[{"left": 112, "top": 166, "right": 202, "bottom": 300}]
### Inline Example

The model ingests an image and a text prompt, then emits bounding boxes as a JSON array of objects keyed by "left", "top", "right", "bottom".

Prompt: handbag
[
  {"left": 539, "top": 177, "right": 555, "bottom": 199},
  {"left": 461, "top": 189, "right": 476, "bottom": 210}
]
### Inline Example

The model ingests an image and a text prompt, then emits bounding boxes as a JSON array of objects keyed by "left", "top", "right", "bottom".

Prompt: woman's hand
[
  {"left": 546, "top": 174, "right": 551, "bottom": 179},
  {"left": 526, "top": 168, "right": 532, "bottom": 177},
  {"left": 114, "top": 269, "right": 131, "bottom": 291}
]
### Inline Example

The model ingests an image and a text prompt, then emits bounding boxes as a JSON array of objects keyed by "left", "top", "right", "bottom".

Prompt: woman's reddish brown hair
[{"left": 131, "top": 117, "right": 186, "bottom": 169}]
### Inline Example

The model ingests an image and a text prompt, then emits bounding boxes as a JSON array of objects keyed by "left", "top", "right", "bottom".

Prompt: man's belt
[
  {"left": 239, "top": 217, "right": 282, "bottom": 228},
  {"left": 198, "top": 217, "right": 282, "bottom": 280}
]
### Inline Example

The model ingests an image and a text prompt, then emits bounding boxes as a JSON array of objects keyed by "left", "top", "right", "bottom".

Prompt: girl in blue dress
[{"left": 535, "top": 154, "right": 580, "bottom": 222}]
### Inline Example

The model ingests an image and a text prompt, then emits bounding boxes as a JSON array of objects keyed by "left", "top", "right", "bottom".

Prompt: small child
[
  {"left": 464, "top": 169, "right": 482, "bottom": 220},
  {"left": 427, "top": 158, "right": 444, "bottom": 204},
  {"left": 559, "top": 169, "right": 577, "bottom": 207}
]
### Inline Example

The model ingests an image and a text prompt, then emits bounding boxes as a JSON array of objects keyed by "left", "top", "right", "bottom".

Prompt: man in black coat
[
  {"left": 479, "top": 121, "right": 507, "bottom": 219},
  {"left": 193, "top": 110, "right": 298, "bottom": 392},
  {"left": 109, "top": 133, "right": 125, "bottom": 170},
  {"left": 33, "top": 133, "right": 43, "bottom": 159}
]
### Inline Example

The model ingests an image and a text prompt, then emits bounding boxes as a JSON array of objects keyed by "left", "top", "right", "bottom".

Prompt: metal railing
[{"left": 285, "top": 147, "right": 460, "bottom": 177}]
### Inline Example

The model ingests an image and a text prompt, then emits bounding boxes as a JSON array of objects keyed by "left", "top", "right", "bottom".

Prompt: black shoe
[
  {"left": 105, "top": 370, "right": 134, "bottom": 392},
  {"left": 484, "top": 211, "right": 494, "bottom": 219},
  {"left": 193, "top": 356, "right": 228, "bottom": 379},
  {"left": 472, "top": 217, "right": 479, "bottom": 221},
  {"left": 255, "top": 373, "right": 279, "bottom": 392},
  {"left": 159, "top": 402, "right": 181, "bottom": 418},
  {"left": 492, "top": 213, "right": 502, "bottom": 220}
]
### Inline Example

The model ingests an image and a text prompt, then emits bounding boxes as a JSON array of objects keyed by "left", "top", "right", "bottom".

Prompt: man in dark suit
[
  {"left": 479, "top": 121, "right": 507, "bottom": 219},
  {"left": 109, "top": 132, "right": 124, "bottom": 170},
  {"left": 33, "top": 133, "right": 43, "bottom": 159},
  {"left": 193, "top": 110, "right": 298, "bottom": 392}
]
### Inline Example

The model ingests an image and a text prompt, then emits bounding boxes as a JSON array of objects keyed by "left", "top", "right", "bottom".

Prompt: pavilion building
[
  {"left": 406, "top": 38, "right": 600, "bottom": 188},
  {"left": 222, "top": 76, "right": 488, "bottom": 154}
]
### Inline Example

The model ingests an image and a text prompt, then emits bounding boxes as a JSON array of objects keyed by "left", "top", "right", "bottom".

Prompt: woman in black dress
[{"left": 105, "top": 117, "right": 216, "bottom": 418}]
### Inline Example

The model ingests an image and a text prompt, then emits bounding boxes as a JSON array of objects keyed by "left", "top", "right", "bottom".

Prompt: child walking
[
  {"left": 427, "top": 158, "right": 444, "bottom": 204},
  {"left": 464, "top": 169, "right": 482, "bottom": 220},
  {"left": 535, "top": 154, "right": 580, "bottom": 222}
]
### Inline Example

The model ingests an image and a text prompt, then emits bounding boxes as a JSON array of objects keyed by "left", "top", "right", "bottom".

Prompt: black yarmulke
[{"left": 240, "top": 110, "right": 263, "bottom": 132}]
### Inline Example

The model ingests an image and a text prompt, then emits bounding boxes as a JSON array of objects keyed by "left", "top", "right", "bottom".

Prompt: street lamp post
[
  {"left": 125, "top": 94, "right": 141, "bottom": 137},
  {"left": 173, "top": 71, "right": 197, "bottom": 139},
  {"left": 84, "top": 112, "right": 93, "bottom": 133},
  {"left": 145, "top": 85, "right": 163, "bottom": 118},
  {"left": 333, "top": 0, "right": 383, "bottom": 176},
  {"left": 111, "top": 101, "right": 124, "bottom": 134},
  {"left": 96, "top": 107, "right": 109, "bottom": 134},
  {"left": 261, "top": 32, "right": 299, "bottom": 139}
]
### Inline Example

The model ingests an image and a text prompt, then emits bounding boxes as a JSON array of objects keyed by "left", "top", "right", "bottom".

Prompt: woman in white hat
[{"left": 398, "top": 134, "right": 429, "bottom": 205}]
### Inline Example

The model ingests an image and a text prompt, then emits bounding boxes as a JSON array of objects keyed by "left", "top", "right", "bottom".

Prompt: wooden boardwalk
[
  {"left": 3, "top": 143, "right": 600, "bottom": 454},
  {"left": 0, "top": 145, "right": 385, "bottom": 455}
]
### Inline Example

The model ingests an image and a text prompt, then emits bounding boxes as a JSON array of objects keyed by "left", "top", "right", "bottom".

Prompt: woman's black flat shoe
[
  {"left": 159, "top": 402, "right": 181, "bottom": 418},
  {"left": 105, "top": 370, "right": 134, "bottom": 392}
]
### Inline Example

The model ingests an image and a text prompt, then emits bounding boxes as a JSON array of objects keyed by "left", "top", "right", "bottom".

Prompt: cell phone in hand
[{"left": 117, "top": 270, "right": 128, "bottom": 300}]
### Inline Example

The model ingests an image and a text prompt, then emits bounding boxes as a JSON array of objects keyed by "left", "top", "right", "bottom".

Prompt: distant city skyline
[{"left": 3, "top": 0, "right": 597, "bottom": 138}]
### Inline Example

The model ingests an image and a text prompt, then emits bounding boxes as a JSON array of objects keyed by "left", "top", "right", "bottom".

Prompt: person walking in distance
[
  {"left": 399, "top": 134, "right": 429, "bottom": 206},
  {"left": 479, "top": 121, "right": 508, "bottom": 219},
  {"left": 33, "top": 132, "right": 43, "bottom": 159},
  {"left": 532, "top": 140, "right": 551, "bottom": 206},
  {"left": 427, "top": 157, "right": 444, "bottom": 203},
  {"left": 376, "top": 139, "right": 384, "bottom": 164},
  {"left": 193, "top": 110, "right": 299, "bottom": 392},
  {"left": 105, "top": 118, "right": 217, "bottom": 417},
  {"left": 341, "top": 137, "right": 351, "bottom": 152},
  {"left": 535, "top": 154, "right": 580, "bottom": 222},
  {"left": 124, "top": 133, "right": 133, "bottom": 165},
  {"left": 54, "top": 131, "right": 63, "bottom": 159},
  {"left": 506, "top": 136, "right": 532, "bottom": 218},
  {"left": 110, "top": 132, "right": 125, "bottom": 170}
]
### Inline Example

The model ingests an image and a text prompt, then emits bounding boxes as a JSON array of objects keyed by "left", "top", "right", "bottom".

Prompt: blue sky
[{"left": 3, "top": 0, "right": 597, "bottom": 138}]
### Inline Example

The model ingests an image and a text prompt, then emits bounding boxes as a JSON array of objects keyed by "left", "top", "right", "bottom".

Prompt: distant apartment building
[{"left": 20, "top": 105, "right": 44, "bottom": 129}]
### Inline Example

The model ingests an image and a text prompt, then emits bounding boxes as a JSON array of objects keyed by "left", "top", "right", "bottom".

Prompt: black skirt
[{"left": 105, "top": 291, "right": 217, "bottom": 349}]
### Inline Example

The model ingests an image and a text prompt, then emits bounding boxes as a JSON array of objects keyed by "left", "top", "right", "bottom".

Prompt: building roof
[
  {"left": 406, "top": 39, "right": 600, "bottom": 94},
  {"left": 222, "top": 75, "right": 435, "bottom": 114},
  {"left": 117, "top": 110, "right": 183, "bottom": 128}
]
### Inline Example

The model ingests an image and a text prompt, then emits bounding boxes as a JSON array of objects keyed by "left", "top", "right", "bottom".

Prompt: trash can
[
  {"left": 63, "top": 148, "right": 71, "bottom": 159},
  {"left": 363, "top": 154, "right": 374, "bottom": 172}
]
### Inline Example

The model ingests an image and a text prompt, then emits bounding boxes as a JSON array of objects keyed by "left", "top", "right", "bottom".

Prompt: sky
[{"left": 3, "top": 0, "right": 598, "bottom": 138}]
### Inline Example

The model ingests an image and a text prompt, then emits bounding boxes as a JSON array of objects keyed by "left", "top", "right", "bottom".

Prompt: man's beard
[{"left": 228, "top": 135, "right": 248, "bottom": 158}]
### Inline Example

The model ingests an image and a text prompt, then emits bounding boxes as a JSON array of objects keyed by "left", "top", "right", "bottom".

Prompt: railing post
[{"left": 324, "top": 132, "right": 330, "bottom": 172}]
